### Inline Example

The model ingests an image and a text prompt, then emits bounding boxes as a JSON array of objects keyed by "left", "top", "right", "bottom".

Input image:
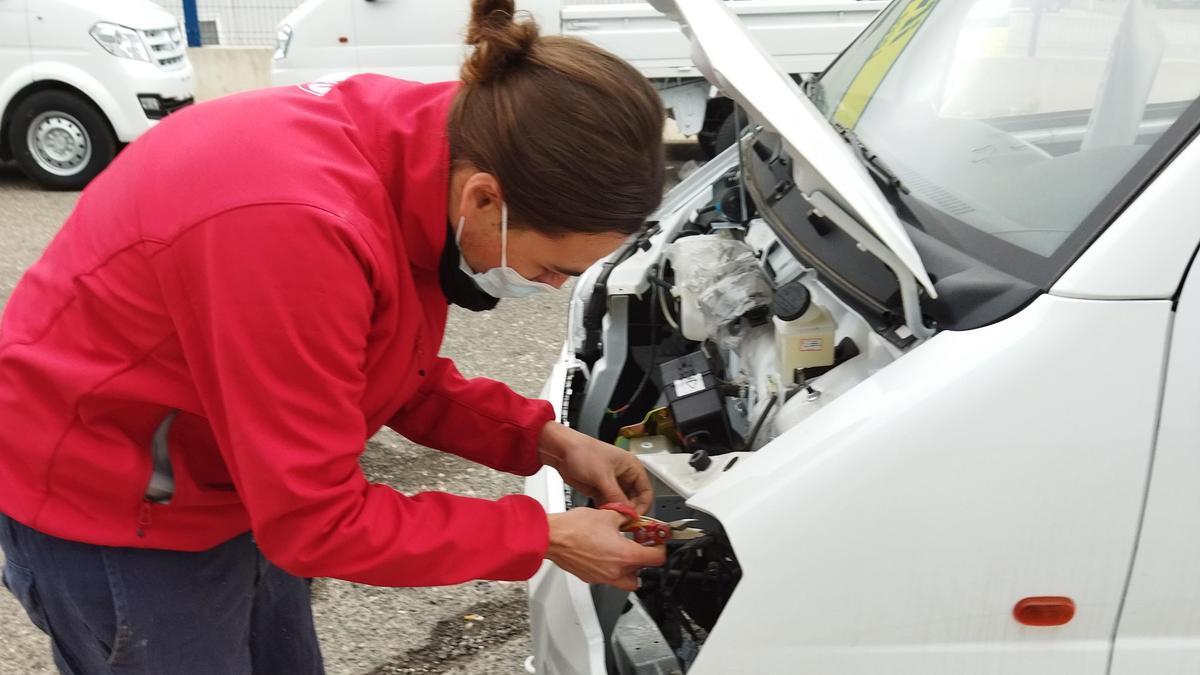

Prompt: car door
[
  {"left": 1109, "top": 151, "right": 1200, "bottom": 673},
  {"left": 348, "top": 0, "right": 560, "bottom": 83},
  {"left": 0, "top": 0, "right": 31, "bottom": 91},
  {"left": 349, "top": 0, "right": 472, "bottom": 83}
]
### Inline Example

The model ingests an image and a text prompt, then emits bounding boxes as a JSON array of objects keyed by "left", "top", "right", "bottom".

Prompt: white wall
[{"left": 187, "top": 47, "right": 274, "bottom": 101}]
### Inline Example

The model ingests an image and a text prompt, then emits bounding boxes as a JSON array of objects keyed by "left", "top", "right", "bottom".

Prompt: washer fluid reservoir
[{"left": 773, "top": 280, "right": 836, "bottom": 380}]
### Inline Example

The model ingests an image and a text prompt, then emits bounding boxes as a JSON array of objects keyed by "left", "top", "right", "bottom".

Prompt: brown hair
[{"left": 449, "top": 0, "right": 666, "bottom": 237}]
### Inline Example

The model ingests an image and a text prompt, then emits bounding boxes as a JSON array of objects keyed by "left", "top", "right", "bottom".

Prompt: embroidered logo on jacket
[{"left": 297, "top": 81, "right": 337, "bottom": 97}]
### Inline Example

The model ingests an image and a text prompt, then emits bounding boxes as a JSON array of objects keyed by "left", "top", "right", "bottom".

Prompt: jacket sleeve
[
  {"left": 154, "top": 205, "right": 548, "bottom": 586},
  {"left": 387, "top": 357, "right": 555, "bottom": 477}
]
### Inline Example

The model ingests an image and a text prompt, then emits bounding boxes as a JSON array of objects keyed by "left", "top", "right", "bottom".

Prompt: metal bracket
[{"left": 655, "top": 79, "right": 711, "bottom": 136}]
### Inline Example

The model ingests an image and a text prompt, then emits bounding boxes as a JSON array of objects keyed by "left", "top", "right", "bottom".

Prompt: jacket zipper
[
  {"left": 137, "top": 409, "right": 178, "bottom": 537},
  {"left": 136, "top": 500, "right": 153, "bottom": 538}
]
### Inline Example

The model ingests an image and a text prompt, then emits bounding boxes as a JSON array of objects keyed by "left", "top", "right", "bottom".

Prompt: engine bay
[{"left": 559, "top": 158, "right": 910, "bottom": 673}]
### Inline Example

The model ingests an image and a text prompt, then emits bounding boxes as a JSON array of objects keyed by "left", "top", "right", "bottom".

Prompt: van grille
[{"left": 140, "top": 26, "right": 188, "bottom": 71}]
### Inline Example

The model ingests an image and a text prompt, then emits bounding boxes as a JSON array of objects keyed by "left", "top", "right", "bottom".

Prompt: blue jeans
[{"left": 0, "top": 514, "right": 323, "bottom": 674}]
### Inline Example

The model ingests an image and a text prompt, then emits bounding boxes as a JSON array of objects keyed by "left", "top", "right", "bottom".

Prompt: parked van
[
  {"left": 0, "top": 0, "right": 195, "bottom": 189},
  {"left": 270, "top": 0, "right": 884, "bottom": 155}
]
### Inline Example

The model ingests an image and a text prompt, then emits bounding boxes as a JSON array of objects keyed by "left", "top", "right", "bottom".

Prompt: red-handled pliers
[{"left": 599, "top": 502, "right": 704, "bottom": 546}]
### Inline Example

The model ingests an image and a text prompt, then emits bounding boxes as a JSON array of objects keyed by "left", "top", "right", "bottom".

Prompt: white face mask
[{"left": 457, "top": 202, "right": 558, "bottom": 299}]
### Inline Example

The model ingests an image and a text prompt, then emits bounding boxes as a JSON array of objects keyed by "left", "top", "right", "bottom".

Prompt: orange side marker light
[{"left": 1014, "top": 596, "right": 1075, "bottom": 627}]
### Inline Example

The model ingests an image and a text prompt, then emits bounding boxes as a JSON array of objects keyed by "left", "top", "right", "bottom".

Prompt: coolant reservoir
[
  {"left": 665, "top": 237, "right": 711, "bottom": 341},
  {"left": 773, "top": 280, "right": 836, "bottom": 381},
  {"left": 673, "top": 285, "right": 708, "bottom": 342}
]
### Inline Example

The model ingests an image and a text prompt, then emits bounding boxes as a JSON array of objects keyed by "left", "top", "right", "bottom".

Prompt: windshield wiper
[{"left": 832, "top": 123, "right": 910, "bottom": 196}]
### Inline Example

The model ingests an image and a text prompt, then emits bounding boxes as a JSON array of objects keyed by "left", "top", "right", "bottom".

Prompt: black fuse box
[{"left": 659, "top": 351, "right": 734, "bottom": 453}]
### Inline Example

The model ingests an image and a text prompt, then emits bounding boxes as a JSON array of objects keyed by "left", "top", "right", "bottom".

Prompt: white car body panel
[
  {"left": 0, "top": 1, "right": 30, "bottom": 47},
  {"left": 638, "top": 452, "right": 748, "bottom": 500},
  {"left": 1053, "top": 137, "right": 1200, "bottom": 301},
  {"left": 528, "top": 295, "right": 1181, "bottom": 674},
  {"left": 687, "top": 295, "right": 1169, "bottom": 673},
  {"left": 0, "top": 0, "right": 32, "bottom": 102},
  {"left": 1109, "top": 257, "right": 1200, "bottom": 673},
  {"left": 559, "top": 2, "right": 884, "bottom": 80},
  {"left": 41, "top": 0, "right": 175, "bottom": 32},
  {"left": 527, "top": 465, "right": 607, "bottom": 675},
  {"left": 527, "top": 353, "right": 608, "bottom": 675}
]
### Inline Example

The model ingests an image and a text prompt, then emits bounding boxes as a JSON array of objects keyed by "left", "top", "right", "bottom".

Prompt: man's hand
[
  {"left": 546, "top": 509, "right": 666, "bottom": 591},
  {"left": 538, "top": 422, "right": 654, "bottom": 515}
]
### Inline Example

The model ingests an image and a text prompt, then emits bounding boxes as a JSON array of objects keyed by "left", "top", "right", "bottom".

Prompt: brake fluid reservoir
[{"left": 773, "top": 280, "right": 836, "bottom": 379}]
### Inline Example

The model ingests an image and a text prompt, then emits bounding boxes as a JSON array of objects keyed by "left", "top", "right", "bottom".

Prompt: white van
[
  {"left": 0, "top": 0, "right": 195, "bottom": 189},
  {"left": 270, "top": 0, "right": 884, "bottom": 156},
  {"left": 526, "top": 0, "right": 1200, "bottom": 673}
]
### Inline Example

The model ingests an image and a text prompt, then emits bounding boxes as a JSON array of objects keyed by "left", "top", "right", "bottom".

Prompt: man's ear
[{"left": 463, "top": 172, "right": 503, "bottom": 215}]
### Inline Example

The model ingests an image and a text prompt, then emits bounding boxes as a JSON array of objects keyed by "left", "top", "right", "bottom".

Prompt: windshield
[{"left": 813, "top": 0, "right": 1200, "bottom": 282}]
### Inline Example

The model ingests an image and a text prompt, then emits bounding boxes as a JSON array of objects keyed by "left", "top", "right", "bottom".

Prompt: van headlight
[
  {"left": 90, "top": 23, "right": 150, "bottom": 62},
  {"left": 273, "top": 24, "right": 294, "bottom": 61}
]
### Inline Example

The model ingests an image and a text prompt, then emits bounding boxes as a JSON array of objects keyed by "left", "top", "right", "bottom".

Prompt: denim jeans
[{"left": 0, "top": 514, "right": 323, "bottom": 674}]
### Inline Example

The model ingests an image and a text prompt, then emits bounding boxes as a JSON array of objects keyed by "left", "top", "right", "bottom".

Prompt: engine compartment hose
[{"left": 740, "top": 394, "right": 778, "bottom": 452}]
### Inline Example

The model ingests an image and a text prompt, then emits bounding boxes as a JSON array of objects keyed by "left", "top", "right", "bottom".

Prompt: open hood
[{"left": 648, "top": 0, "right": 938, "bottom": 337}]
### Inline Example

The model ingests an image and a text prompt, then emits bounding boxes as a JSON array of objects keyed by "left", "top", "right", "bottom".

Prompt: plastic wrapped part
[{"left": 667, "top": 236, "right": 772, "bottom": 347}]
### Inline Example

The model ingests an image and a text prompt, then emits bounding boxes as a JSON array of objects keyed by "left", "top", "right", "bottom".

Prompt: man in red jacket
[{"left": 0, "top": 2, "right": 668, "bottom": 672}]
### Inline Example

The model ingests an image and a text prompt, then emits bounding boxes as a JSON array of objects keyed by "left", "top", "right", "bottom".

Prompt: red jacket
[{"left": 0, "top": 76, "right": 555, "bottom": 586}]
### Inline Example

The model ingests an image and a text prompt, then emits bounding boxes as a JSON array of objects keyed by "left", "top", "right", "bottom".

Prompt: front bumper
[
  {"left": 134, "top": 92, "right": 193, "bottom": 120},
  {"left": 526, "top": 468, "right": 609, "bottom": 675},
  {"left": 525, "top": 352, "right": 609, "bottom": 675},
  {"left": 104, "top": 58, "right": 194, "bottom": 141}
]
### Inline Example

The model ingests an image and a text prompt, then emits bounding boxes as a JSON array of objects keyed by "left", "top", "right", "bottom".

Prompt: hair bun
[{"left": 462, "top": 0, "right": 540, "bottom": 86}]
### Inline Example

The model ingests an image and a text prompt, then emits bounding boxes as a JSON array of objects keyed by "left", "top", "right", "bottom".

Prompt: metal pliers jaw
[{"left": 599, "top": 502, "right": 705, "bottom": 545}]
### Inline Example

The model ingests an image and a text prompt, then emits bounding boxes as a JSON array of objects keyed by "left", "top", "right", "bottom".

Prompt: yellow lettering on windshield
[{"left": 833, "top": 0, "right": 939, "bottom": 129}]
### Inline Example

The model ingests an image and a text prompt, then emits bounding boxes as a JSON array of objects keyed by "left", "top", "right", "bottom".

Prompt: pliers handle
[{"left": 599, "top": 502, "right": 698, "bottom": 546}]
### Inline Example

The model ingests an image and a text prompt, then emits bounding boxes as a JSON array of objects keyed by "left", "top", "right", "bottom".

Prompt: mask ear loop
[
  {"left": 500, "top": 202, "right": 509, "bottom": 269},
  {"left": 455, "top": 215, "right": 467, "bottom": 245}
]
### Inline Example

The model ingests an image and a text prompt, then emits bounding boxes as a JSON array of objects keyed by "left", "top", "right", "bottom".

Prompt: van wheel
[
  {"left": 712, "top": 113, "right": 742, "bottom": 157},
  {"left": 9, "top": 90, "right": 117, "bottom": 190}
]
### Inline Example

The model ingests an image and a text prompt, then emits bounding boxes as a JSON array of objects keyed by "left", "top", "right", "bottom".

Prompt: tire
[
  {"left": 712, "top": 112, "right": 742, "bottom": 157},
  {"left": 8, "top": 90, "right": 117, "bottom": 191}
]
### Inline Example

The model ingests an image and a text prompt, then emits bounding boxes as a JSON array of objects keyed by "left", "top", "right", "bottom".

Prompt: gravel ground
[{"left": 0, "top": 142, "right": 701, "bottom": 674}]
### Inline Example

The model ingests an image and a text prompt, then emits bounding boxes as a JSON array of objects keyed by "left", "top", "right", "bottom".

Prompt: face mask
[
  {"left": 457, "top": 202, "right": 558, "bottom": 299},
  {"left": 439, "top": 224, "right": 499, "bottom": 312}
]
